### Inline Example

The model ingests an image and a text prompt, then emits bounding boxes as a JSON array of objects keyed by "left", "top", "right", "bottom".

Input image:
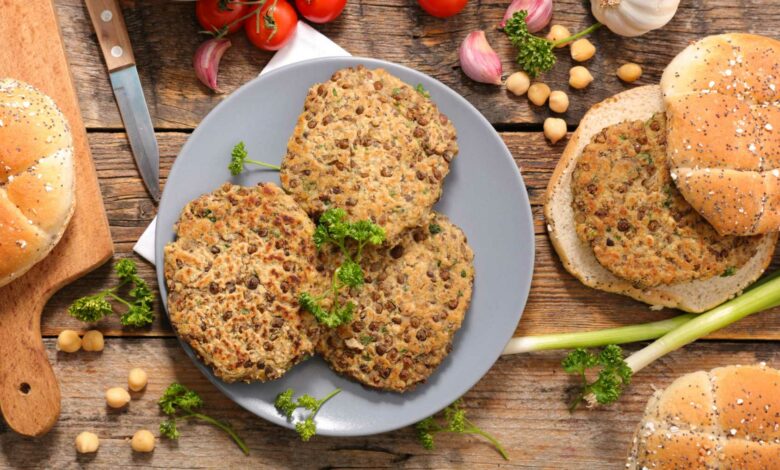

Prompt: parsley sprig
[
  {"left": 228, "top": 141, "right": 281, "bottom": 176},
  {"left": 274, "top": 388, "right": 342, "bottom": 441},
  {"left": 67, "top": 259, "right": 154, "bottom": 327},
  {"left": 562, "top": 345, "right": 632, "bottom": 411},
  {"left": 299, "top": 208, "right": 386, "bottom": 328},
  {"left": 416, "top": 400, "right": 509, "bottom": 460},
  {"left": 503, "top": 11, "right": 602, "bottom": 77},
  {"left": 159, "top": 383, "right": 249, "bottom": 455}
]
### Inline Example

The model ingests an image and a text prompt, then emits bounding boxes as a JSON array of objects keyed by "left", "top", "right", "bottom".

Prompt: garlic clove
[
  {"left": 500, "top": 0, "right": 553, "bottom": 33},
  {"left": 193, "top": 38, "right": 232, "bottom": 93},
  {"left": 459, "top": 31, "right": 503, "bottom": 85}
]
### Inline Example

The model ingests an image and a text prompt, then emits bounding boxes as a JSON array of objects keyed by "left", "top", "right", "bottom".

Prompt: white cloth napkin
[{"left": 133, "top": 22, "right": 350, "bottom": 264}]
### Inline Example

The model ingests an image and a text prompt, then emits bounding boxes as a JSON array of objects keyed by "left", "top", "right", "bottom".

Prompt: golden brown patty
[
  {"left": 280, "top": 65, "right": 458, "bottom": 244},
  {"left": 163, "top": 183, "right": 321, "bottom": 383},
  {"left": 571, "top": 113, "right": 763, "bottom": 288},
  {"left": 315, "top": 213, "right": 474, "bottom": 392}
]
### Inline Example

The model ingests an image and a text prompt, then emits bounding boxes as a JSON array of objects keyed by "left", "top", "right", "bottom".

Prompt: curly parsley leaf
[
  {"left": 299, "top": 208, "right": 385, "bottom": 328},
  {"left": 563, "top": 345, "right": 632, "bottom": 410},
  {"left": 67, "top": 259, "right": 154, "bottom": 327},
  {"left": 228, "top": 141, "right": 281, "bottom": 176},
  {"left": 415, "top": 399, "right": 509, "bottom": 460},
  {"left": 159, "top": 383, "right": 249, "bottom": 454},
  {"left": 274, "top": 388, "right": 341, "bottom": 441}
]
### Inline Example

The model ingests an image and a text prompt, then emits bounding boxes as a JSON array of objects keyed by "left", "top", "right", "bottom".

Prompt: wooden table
[{"left": 2, "top": 0, "right": 780, "bottom": 467}]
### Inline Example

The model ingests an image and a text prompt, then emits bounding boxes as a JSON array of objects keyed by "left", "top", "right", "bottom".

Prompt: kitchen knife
[{"left": 85, "top": 0, "right": 160, "bottom": 201}]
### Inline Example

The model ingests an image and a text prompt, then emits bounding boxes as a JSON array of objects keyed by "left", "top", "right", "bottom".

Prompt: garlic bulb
[{"left": 591, "top": 0, "right": 680, "bottom": 37}]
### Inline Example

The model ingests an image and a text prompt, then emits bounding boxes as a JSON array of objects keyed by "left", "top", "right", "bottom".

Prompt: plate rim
[{"left": 155, "top": 56, "right": 535, "bottom": 436}]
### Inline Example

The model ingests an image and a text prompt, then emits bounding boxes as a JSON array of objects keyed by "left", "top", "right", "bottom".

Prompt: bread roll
[
  {"left": 661, "top": 34, "right": 780, "bottom": 236},
  {"left": 544, "top": 85, "right": 776, "bottom": 312},
  {"left": 627, "top": 364, "right": 780, "bottom": 468},
  {"left": 0, "top": 79, "right": 75, "bottom": 287}
]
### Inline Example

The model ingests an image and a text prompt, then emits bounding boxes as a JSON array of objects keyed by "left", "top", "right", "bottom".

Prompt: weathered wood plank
[
  {"left": 40, "top": 132, "right": 780, "bottom": 341},
  {"left": 55, "top": 0, "right": 780, "bottom": 129},
  {"left": 2, "top": 338, "right": 779, "bottom": 468}
]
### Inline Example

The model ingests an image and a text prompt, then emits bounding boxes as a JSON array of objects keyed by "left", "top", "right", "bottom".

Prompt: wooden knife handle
[
  {"left": 0, "top": 284, "right": 60, "bottom": 437},
  {"left": 84, "top": 0, "right": 136, "bottom": 71}
]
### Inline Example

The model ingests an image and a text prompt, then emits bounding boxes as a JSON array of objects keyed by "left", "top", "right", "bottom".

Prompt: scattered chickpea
[
  {"left": 128, "top": 368, "right": 148, "bottom": 392},
  {"left": 57, "top": 330, "right": 81, "bottom": 353},
  {"left": 549, "top": 91, "right": 570, "bottom": 113},
  {"left": 527, "top": 83, "right": 551, "bottom": 106},
  {"left": 131, "top": 429, "right": 156, "bottom": 453},
  {"left": 617, "top": 63, "right": 643, "bottom": 83},
  {"left": 105, "top": 387, "right": 131, "bottom": 409},
  {"left": 546, "top": 24, "right": 572, "bottom": 48},
  {"left": 75, "top": 431, "right": 100, "bottom": 454},
  {"left": 569, "top": 66, "right": 594, "bottom": 89},
  {"left": 506, "top": 71, "right": 531, "bottom": 96},
  {"left": 570, "top": 39, "right": 596, "bottom": 62},
  {"left": 544, "top": 118, "right": 567, "bottom": 144},
  {"left": 81, "top": 330, "right": 104, "bottom": 352}
]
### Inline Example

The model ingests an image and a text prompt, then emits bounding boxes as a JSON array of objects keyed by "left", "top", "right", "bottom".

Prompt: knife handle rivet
[
  {"left": 100, "top": 9, "right": 113, "bottom": 22},
  {"left": 111, "top": 46, "right": 124, "bottom": 58}
]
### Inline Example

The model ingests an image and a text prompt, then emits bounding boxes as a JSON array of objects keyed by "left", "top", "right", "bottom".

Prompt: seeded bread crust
[
  {"left": 627, "top": 364, "right": 780, "bottom": 469},
  {"left": 280, "top": 65, "right": 458, "bottom": 244},
  {"left": 164, "top": 183, "right": 322, "bottom": 383},
  {"left": 661, "top": 34, "right": 780, "bottom": 235},
  {"left": 316, "top": 213, "right": 474, "bottom": 392},
  {"left": 0, "top": 79, "right": 76, "bottom": 287}
]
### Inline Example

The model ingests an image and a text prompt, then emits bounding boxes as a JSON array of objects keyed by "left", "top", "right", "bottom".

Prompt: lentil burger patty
[
  {"left": 280, "top": 65, "right": 458, "bottom": 244},
  {"left": 163, "top": 183, "right": 321, "bottom": 383},
  {"left": 571, "top": 113, "right": 763, "bottom": 288},
  {"left": 316, "top": 213, "right": 474, "bottom": 392}
]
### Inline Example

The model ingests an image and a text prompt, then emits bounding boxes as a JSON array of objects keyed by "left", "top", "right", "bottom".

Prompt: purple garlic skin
[
  {"left": 459, "top": 31, "right": 503, "bottom": 85},
  {"left": 194, "top": 37, "right": 232, "bottom": 93},
  {"left": 500, "top": 0, "right": 553, "bottom": 32}
]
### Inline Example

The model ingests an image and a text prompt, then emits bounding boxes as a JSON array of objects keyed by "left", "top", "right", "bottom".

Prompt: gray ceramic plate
[{"left": 156, "top": 57, "right": 534, "bottom": 436}]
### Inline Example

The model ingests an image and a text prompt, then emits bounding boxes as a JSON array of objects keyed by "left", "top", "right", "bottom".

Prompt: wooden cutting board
[{"left": 0, "top": 0, "right": 113, "bottom": 436}]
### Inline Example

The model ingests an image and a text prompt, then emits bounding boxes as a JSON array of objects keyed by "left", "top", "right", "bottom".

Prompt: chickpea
[
  {"left": 569, "top": 66, "right": 594, "bottom": 89},
  {"left": 570, "top": 39, "right": 596, "bottom": 62},
  {"left": 131, "top": 429, "right": 156, "bottom": 453},
  {"left": 57, "top": 330, "right": 81, "bottom": 353},
  {"left": 617, "top": 63, "right": 643, "bottom": 83},
  {"left": 549, "top": 91, "right": 570, "bottom": 113},
  {"left": 546, "top": 24, "right": 572, "bottom": 48},
  {"left": 105, "top": 387, "right": 131, "bottom": 409},
  {"left": 128, "top": 368, "right": 148, "bottom": 392},
  {"left": 81, "top": 330, "right": 104, "bottom": 352},
  {"left": 75, "top": 431, "right": 100, "bottom": 454},
  {"left": 506, "top": 72, "right": 531, "bottom": 96},
  {"left": 544, "top": 118, "right": 567, "bottom": 144},
  {"left": 527, "top": 83, "right": 551, "bottom": 106}
]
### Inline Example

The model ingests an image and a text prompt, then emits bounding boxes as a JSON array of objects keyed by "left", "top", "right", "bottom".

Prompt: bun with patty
[{"left": 544, "top": 85, "right": 777, "bottom": 312}]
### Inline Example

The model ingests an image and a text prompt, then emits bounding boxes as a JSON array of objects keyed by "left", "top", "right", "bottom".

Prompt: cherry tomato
[
  {"left": 294, "top": 0, "right": 347, "bottom": 23},
  {"left": 244, "top": 0, "right": 298, "bottom": 51},
  {"left": 196, "top": 0, "right": 249, "bottom": 34},
  {"left": 417, "top": 0, "right": 467, "bottom": 18}
]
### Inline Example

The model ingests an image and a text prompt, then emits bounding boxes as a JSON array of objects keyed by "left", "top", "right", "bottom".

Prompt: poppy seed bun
[
  {"left": 0, "top": 79, "right": 76, "bottom": 287},
  {"left": 627, "top": 364, "right": 780, "bottom": 468},
  {"left": 661, "top": 34, "right": 780, "bottom": 236},
  {"left": 545, "top": 85, "right": 777, "bottom": 312}
]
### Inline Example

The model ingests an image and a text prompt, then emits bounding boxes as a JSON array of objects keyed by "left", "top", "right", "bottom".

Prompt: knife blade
[{"left": 85, "top": 0, "right": 160, "bottom": 201}]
